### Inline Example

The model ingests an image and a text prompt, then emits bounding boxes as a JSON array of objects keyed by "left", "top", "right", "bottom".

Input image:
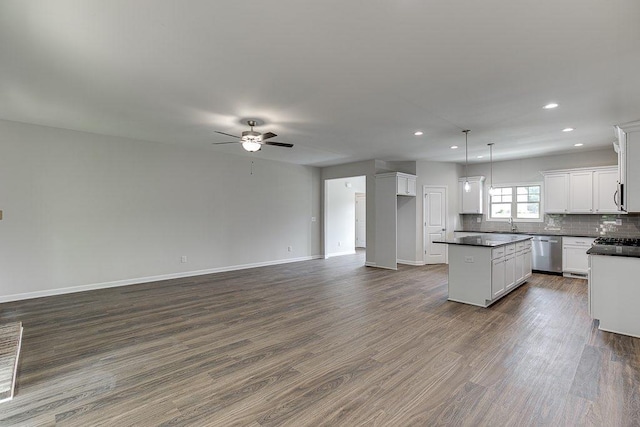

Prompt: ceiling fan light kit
[
  {"left": 213, "top": 120, "right": 293, "bottom": 152},
  {"left": 242, "top": 140, "right": 262, "bottom": 152}
]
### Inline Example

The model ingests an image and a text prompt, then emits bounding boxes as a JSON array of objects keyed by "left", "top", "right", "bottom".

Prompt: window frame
[{"left": 485, "top": 181, "right": 544, "bottom": 223}]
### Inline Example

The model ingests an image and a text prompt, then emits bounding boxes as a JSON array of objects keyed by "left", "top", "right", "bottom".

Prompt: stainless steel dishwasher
[{"left": 531, "top": 235, "right": 563, "bottom": 274}]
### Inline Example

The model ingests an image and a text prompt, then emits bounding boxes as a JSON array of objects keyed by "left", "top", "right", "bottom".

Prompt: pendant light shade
[
  {"left": 488, "top": 143, "right": 495, "bottom": 196},
  {"left": 463, "top": 130, "right": 471, "bottom": 192}
]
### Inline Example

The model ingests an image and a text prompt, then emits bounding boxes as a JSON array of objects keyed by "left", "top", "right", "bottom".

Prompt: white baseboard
[
  {"left": 397, "top": 259, "right": 425, "bottom": 266},
  {"left": 0, "top": 255, "right": 323, "bottom": 303},
  {"left": 364, "top": 261, "right": 377, "bottom": 267},
  {"left": 325, "top": 250, "right": 356, "bottom": 258}
]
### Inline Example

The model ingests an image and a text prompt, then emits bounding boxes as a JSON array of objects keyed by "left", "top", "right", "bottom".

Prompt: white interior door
[
  {"left": 355, "top": 193, "right": 366, "bottom": 248},
  {"left": 424, "top": 186, "right": 447, "bottom": 264}
]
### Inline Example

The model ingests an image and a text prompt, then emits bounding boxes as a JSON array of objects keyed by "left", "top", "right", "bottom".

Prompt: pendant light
[
  {"left": 488, "top": 142, "right": 495, "bottom": 196},
  {"left": 463, "top": 130, "right": 471, "bottom": 192}
]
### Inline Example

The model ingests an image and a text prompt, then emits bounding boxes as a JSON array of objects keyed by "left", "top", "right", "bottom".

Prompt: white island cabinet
[
  {"left": 588, "top": 247, "right": 640, "bottom": 338},
  {"left": 437, "top": 235, "right": 532, "bottom": 307}
]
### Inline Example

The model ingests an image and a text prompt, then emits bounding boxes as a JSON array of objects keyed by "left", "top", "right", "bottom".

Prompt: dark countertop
[
  {"left": 435, "top": 234, "right": 532, "bottom": 248},
  {"left": 587, "top": 245, "right": 640, "bottom": 258},
  {"left": 454, "top": 230, "right": 600, "bottom": 238}
]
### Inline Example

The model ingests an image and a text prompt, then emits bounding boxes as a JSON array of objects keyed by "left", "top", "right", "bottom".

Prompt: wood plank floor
[
  {"left": 0, "top": 322, "right": 23, "bottom": 402},
  {"left": 1, "top": 252, "right": 639, "bottom": 426}
]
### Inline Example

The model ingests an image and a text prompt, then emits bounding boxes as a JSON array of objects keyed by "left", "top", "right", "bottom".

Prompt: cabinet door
[
  {"left": 593, "top": 169, "right": 619, "bottom": 213},
  {"left": 396, "top": 175, "right": 417, "bottom": 196},
  {"left": 569, "top": 171, "right": 594, "bottom": 213},
  {"left": 563, "top": 245, "right": 590, "bottom": 274},
  {"left": 515, "top": 251, "right": 524, "bottom": 283},
  {"left": 460, "top": 180, "right": 483, "bottom": 214},
  {"left": 492, "top": 258, "right": 506, "bottom": 299},
  {"left": 406, "top": 177, "right": 417, "bottom": 196},
  {"left": 397, "top": 176, "right": 407, "bottom": 195},
  {"left": 523, "top": 249, "right": 532, "bottom": 279},
  {"left": 505, "top": 255, "right": 516, "bottom": 291},
  {"left": 544, "top": 173, "right": 569, "bottom": 213}
]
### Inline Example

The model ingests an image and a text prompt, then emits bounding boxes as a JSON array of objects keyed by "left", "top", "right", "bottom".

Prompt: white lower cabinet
[
  {"left": 523, "top": 248, "right": 532, "bottom": 279},
  {"left": 505, "top": 254, "right": 516, "bottom": 291},
  {"left": 491, "top": 258, "right": 506, "bottom": 299},
  {"left": 590, "top": 253, "right": 640, "bottom": 338},
  {"left": 491, "top": 242, "right": 528, "bottom": 299},
  {"left": 514, "top": 252, "right": 524, "bottom": 286},
  {"left": 563, "top": 237, "right": 596, "bottom": 278}
]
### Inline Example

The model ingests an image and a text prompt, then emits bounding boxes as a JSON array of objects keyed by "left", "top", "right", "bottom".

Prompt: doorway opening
[{"left": 324, "top": 176, "right": 367, "bottom": 260}]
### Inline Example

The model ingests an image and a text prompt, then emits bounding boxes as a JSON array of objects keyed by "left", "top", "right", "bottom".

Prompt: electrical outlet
[
  {"left": 476, "top": 217, "right": 481, "bottom": 223},
  {"left": 311, "top": 217, "right": 317, "bottom": 222},
  {"left": 338, "top": 241, "right": 341, "bottom": 247},
  {"left": 616, "top": 219, "right": 622, "bottom": 226},
  {"left": 181, "top": 256, "right": 187, "bottom": 263},
  {"left": 464, "top": 256, "right": 474, "bottom": 263},
  {"left": 287, "top": 246, "right": 292, "bottom": 252}
]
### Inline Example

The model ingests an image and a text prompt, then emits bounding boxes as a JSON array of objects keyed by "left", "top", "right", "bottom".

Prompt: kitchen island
[
  {"left": 435, "top": 234, "right": 533, "bottom": 307},
  {"left": 588, "top": 244, "right": 640, "bottom": 338}
]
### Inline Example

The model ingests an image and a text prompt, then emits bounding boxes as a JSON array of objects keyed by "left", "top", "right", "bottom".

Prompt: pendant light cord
[
  {"left": 488, "top": 143, "right": 494, "bottom": 192},
  {"left": 463, "top": 130, "right": 470, "bottom": 181}
]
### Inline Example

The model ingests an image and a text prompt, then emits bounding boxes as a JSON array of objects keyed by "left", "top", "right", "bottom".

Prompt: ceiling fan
[{"left": 213, "top": 120, "right": 294, "bottom": 152}]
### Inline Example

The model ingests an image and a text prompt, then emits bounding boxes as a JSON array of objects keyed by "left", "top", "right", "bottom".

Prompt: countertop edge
[
  {"left": 435, "top": 235, "right": 532, "bottom": 248},
  {"left": 454, "top": 230, "right": 602, "bottom": 238}
]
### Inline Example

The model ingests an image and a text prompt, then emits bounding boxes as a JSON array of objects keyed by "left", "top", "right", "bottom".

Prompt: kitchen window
[{"left": 488, "top": 183, "right": 542, "bottom": 221}]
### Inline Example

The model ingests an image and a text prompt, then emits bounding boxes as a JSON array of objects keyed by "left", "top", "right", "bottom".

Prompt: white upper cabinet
[
  {"left": 458, "top": 176, "right": 485, "bottom": 214},
  {"left": 616, "top": 120, "right": 640, "bottom": 212},
  {"left": 543, "top": 167, "right": 619, "bottom": 214},
  {"left": 395, "top": 173, "right": 417, "bottom": 197},
  {"left": 569, "top": 171, "right": 594, "bottom": 213},
  {"left": 593, "top": 168, "right": 619, "bottom": 213},
  {"left": 544, "top": 173, "right": 569, "bottom": 213}
]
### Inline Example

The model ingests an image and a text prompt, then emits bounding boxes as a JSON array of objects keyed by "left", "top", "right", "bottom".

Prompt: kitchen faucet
[{"left": 509, "top": 217, "right": 518, "bottom": 232}]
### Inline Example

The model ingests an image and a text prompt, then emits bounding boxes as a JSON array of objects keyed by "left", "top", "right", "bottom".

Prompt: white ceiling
[{"left": 1, "top": 1, "right": 639, "bottom": 167}]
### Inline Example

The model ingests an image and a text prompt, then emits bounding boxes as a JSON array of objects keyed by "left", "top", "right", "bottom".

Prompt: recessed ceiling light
[
  {"left": 543, "top": 103, "right": 559, "bottom": 109},
  {"left": 450, "top": 145, "right": 458, "bottom": 149},
  {"left": 477, "top": 155, "right": 484, "bottom": 159},
  {"left": 574, "top": 143, "right": 584, "bottom": 147},
  {"left": 414, "top": 131, "right": 424, "bottom": 136},
  {"left": 562, "top": 127, "right": 574, "bottom": 132}
]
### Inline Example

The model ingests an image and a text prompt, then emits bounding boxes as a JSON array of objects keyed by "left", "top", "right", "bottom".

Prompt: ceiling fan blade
[
  {"left": 261, "top": 132, "right": 277, "bottom": 140},
  {"left": 212, "top": 141, "right": 239, "bottom": 145},
  {"left": 264, "top": 141, "right": 294, "bottom": 148},
  {"left": 215, "top": 131, "right": 241, "bottom": 139}
]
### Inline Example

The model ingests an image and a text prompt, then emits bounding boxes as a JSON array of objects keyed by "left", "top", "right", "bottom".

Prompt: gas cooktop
[{"left": 594, "top": 237, "right": 640, "bottom": 247}]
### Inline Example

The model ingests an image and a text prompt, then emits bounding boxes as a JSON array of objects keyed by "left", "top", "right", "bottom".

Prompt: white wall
[
  {"left": 0, "top": 120, "right": 321, "bottom": 302},
  {"left": 325, "top": 176, "right": 366, "bottom": 257},
  {"left": 415, "top": 161, "right": 462, "bottom": 262},
  {"left": 466, "top": 148, "right": 617, "bottom": 185}
]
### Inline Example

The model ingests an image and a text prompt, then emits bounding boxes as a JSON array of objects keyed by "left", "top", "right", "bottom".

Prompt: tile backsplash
[{"left": 460, "top": 213, "right": 640, "bottom": 237}]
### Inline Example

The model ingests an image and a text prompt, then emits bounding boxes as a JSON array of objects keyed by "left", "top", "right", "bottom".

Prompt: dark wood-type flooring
[
  {"left": 0, "top": 322, "right": 23, "bottom": 402},
  {"left": 1, "top": 252, "right": 639, "bottom": 426}
]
